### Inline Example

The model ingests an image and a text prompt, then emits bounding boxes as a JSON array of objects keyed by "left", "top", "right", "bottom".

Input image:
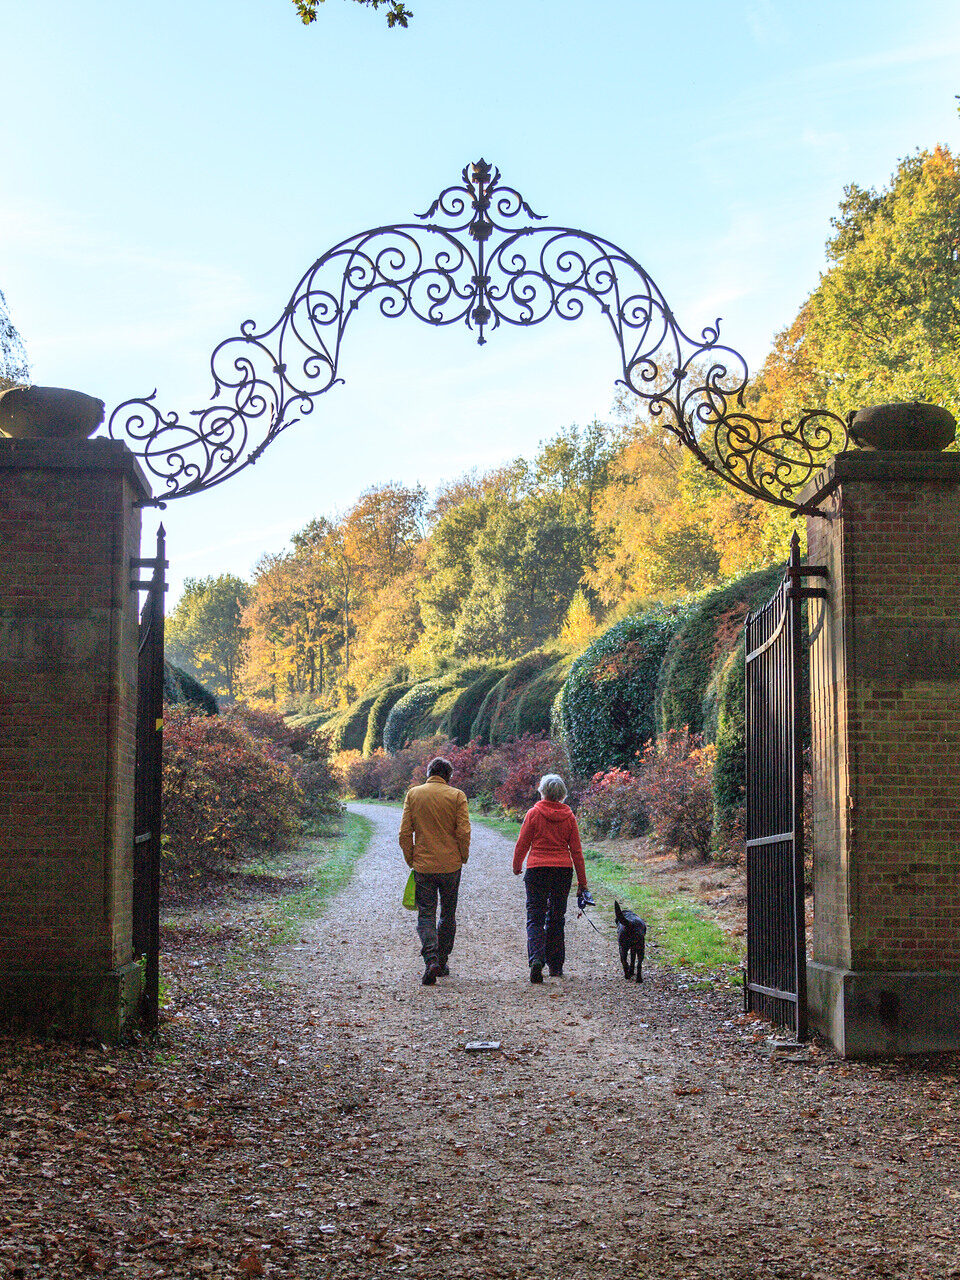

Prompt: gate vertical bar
[
  {"left": 133, "top": 526, "right": 166, "bottom": 1030},
  {"left": 788, "top": 541, "right": 809, "bottom": 1042}
]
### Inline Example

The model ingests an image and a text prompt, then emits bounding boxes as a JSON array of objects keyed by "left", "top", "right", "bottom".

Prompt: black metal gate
[
  {"left": 744, "top": 532, "right": 825, "bottom": 1040},
  {"left": 132, "top": 527, "right": 167, "bottom": 1030}
]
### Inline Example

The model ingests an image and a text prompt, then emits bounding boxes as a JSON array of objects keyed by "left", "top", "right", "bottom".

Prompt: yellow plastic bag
[{"left": 402, "top": 869, "right": 417, "bottom": 910}]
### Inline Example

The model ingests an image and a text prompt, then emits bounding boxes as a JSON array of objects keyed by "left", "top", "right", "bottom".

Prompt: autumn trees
[
  {"left": 748, "top": 146, "right": 960, "bottom": 426},
  {"left": 232, "top": 416, "right": 780, "bottom": 713}
]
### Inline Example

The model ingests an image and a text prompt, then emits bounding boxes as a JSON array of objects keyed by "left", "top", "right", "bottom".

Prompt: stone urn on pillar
[{"left": 0, "top": 384, "right": 105, "bottom": 440}]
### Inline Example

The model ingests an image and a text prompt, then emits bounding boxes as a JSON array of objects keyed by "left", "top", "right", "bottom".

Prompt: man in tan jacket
[{"left": 399, "top": 757, "right": 471, "bottom": 985}]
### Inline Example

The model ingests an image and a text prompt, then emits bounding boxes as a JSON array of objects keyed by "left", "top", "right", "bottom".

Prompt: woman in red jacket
[{"left": 513, "top": 774, "right": 589, "bottom": 983}]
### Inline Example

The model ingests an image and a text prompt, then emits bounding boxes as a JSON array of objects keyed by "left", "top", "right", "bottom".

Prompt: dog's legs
[{"left": 620, "top": 941, "right": 632, "bottom": 979}]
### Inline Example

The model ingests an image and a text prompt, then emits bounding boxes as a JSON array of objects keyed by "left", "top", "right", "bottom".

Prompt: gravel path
[
  {"left": 278, "top": 804, "right": 960, "bottom": 1280},
  {"left": 3, "top": 807, "right": 959, "bottom": 1278}
]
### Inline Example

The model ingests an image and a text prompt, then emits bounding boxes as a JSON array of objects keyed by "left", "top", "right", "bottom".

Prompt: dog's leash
[
  {"left": 577, "top": 907, "right": 608, "bottom": 937},
  {"left": 576, "top": 891, "right": 612, "bottom": 938}
]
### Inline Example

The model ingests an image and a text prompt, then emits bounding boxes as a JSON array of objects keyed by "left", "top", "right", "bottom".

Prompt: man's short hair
[
  {"left": 427, "top": 756, "right": 453, "bottom": 782},
  {"left": 538, "top": 773, "right": 567, "bottom": 802}
]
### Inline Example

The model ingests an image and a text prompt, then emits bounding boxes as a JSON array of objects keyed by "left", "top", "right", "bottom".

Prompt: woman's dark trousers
[
  {"left": 524, "top": 866, "right": 573, "bottom": 973},
  {"left": 414, "top": 869, "right": 461, "bottom": 965}
]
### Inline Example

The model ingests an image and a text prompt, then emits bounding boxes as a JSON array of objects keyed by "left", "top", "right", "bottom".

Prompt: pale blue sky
[{"left": 2, "top": 0, "right": 959, "bottom": 602}]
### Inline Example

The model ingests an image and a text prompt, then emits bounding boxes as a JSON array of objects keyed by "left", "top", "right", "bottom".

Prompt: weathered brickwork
[
  {"left": 805, "top": 454, "right": 960, "bottom": 975},
  {"left": 0, "top": 439, "right": 146, "bottom": 1015}
]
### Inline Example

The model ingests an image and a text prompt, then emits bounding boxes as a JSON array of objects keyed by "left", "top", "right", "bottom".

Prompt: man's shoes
[
  {"left": 438, "top": 962, "right": 450, "bottom": 977},
  {"left": 422, "top": 961, "right": 440, "bottom": 986},
  {"left": 548, "top": 967, "right": 563, "bottom": 978},
  {"left": 530, "top": 961, "right": 544, "bottom": 984}
]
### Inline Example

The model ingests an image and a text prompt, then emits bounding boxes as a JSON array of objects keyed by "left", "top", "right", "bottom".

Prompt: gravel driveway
[{"left": 279, "top": 803, "right": 960, "bottom": 1280}]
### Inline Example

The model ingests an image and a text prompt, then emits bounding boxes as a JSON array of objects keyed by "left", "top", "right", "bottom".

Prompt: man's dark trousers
[{"left": 414, "top": 869, "right": 462, "bottom": 965}]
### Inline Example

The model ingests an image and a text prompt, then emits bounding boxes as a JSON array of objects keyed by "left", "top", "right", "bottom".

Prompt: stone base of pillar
[
  {"left": 0, "top": 961, "right": 144, "bottom": 1042},
  {"left": 808, "top": 961, "right": 960, "bottom": 1057}
]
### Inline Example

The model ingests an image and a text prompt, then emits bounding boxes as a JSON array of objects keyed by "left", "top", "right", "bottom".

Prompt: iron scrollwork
[{"left": 108, "top": 159, "right": 849, "bottom": 506}]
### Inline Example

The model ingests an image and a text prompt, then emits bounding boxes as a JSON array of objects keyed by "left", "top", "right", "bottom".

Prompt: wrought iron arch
[{"left": 108, "top": 159, "right": 849, "bottom": 507}]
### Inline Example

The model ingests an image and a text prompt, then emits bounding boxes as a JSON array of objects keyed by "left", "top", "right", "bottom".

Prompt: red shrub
[
  {"left": 162, "top": 706, "right": 302, "bottom": 882},
  {"left": 578, "top": 766, "right": 648, "bottom": 838},
  {"left": 635, "top": 726, "right": 715, "bottom": 862},
  {"left": 442, "top": 739, "right": 490, "bottom": 799},
  {"left": 228, "top": 705, "right": 340, "bottom": 820},
  {"left": 337, "top": 749, "right": 391, "bottom": 799},
  {"left": 487, "top": 735, "right": 572, "bottom": 818}
]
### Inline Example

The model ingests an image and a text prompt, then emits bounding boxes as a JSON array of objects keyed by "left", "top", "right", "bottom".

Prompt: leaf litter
[{"left": 0, "top": 806, "right": 958, "bottom": 1277}]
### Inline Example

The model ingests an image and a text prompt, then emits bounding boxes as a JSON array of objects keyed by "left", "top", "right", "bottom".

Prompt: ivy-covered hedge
[
  {"left": 470, "top": 652, "right": 559, "bottom": 744},
  {"left": 164, "top": 662, "right": 218, "bottom": 715},
  {"left": 445, "top": 665, "right": 512, "bottom": 745},
  {"left": 383, "top": 681, "right": 441, "bottom": 754},
  {"left": 362, "top": 682, "right": 411, "bottom": 756},
  {"left": 329, "top": 691, "right": 380, "bottom": 753},
  {"left": 655, "top": 565, "right": 782, "bottom": 738},
  {"left": 711, "top": 646, "right": 745, "bottom": 820},
  {"left": 559, "top": 608, "right": 685, "bottom": 777}
]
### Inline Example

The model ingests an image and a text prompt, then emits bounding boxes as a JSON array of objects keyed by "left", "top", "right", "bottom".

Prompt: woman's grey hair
[{"left": 538, "top": 773, "right": 567, "bottom": 802}]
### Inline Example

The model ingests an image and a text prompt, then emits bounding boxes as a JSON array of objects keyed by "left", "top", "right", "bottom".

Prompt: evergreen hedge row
[
  {"left": 654, "top": 565, "right": 783, "bottom": 738},
  {"left": 362, "top": 682, "right": 411, "bottom": 755},
  {"left": 383, "top": 681, "right": 441, "bottom": 754},
  {"left": 559, "top": 608, "right": 685, "bottom": 777},
  {"left": 470, "top": 651, "right": 559, "bottom": 744},
  {"left": 164, "top": 662, "right": 218, "bottom": 715}
]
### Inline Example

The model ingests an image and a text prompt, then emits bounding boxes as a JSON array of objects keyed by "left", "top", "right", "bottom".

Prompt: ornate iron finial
[{"left": 107, "top": 161, "right": 850, "bottom": 507}]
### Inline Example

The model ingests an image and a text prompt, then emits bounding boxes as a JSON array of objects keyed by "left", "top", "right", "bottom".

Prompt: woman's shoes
[{"left": 529, "top": 961, "right": 544, "bottom": 984}]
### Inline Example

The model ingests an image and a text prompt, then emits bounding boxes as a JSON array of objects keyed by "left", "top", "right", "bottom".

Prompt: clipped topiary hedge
[
  {"left": 362, "top": 682, "right": 411, "bottom": 756},
  {"left": 711, "top": 645, "right": 745, "bottom": 821},
  {"left": 336, "top": 690, "right": 381, "bottom": 753},
  {"left": 445, "top": 665, "right": 512, "bottom": 745},
  {"left": 470, "top": 652, "right": 558, "bottom": 745},
  {"left": 655, "top": 565, "right": 783, "bottom": 739},
  {"left": 511, "top": 654, "right": 575, "bottom": 740},
  {"left": 560, "top": 608, "right": 685, "bottom": 777},
  {"left": 383, "top": 681, "right": 441, "bottom": 754},
  {"left": 164, "top": 662, "right": 218, "bottom": 716}
]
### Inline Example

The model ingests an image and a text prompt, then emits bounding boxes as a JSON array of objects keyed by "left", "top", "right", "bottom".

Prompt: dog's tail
[{"left": 614, "top": 900, "right": 626, "bottom": 925}]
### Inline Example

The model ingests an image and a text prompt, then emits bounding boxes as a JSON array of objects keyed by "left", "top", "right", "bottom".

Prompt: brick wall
[
  {"left": 0, "top": 439, "right": 146, "bottom": 978},
  {"left": 806, "top": 453, "right": 960, "bottom": 973}
]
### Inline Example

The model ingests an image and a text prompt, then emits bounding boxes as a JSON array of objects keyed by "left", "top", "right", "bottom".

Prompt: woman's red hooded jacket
[{"left": 512, "top": 799, "right": 587, "bottom": 888}]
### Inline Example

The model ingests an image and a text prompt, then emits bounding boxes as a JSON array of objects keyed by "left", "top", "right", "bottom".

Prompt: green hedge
[
  {"left": 383, "top": 681, "right": 441, "bottom": 753},
  {"left": 655, "top": 565, "right": 782, "bottom": 740},
  {"left": 470, "top": 651, "right": 559, "bottom": 745},
  {"left": 560, "top": 608, "right": 685, "bottom": 777},
  {"left": 494, "top": 653, "right": 572, "bottom": 743},
  {"left": 362, "top": 682, "right": 411, "bottom": 755},
  {"left": 712, "top": 645, "right": 746, "bottom": 820},
  {"left": 445, "top": 665, "right": 512, "bottom": 744},
  {"left": 337, "top": 691, "right": 381, "bottom": 753},
  {"left": 163, "top": 662, "right": 218, "bottom": 715}
]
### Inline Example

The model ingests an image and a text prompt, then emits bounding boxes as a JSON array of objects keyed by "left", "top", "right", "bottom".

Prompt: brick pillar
[
  {"left": 801, "top": 451, "right": 960, "bottom": 1056},
  {"left": 0, "top": 437, "right": 148, "bottom": 1039}
]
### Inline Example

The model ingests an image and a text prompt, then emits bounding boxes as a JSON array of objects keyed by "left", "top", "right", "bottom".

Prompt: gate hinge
[{"left": 130, "top": 555, "right": 169, "bottom": 592}]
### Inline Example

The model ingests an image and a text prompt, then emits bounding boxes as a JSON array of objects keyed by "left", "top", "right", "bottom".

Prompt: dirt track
[
  {"left": 280, "top": 803, "right": 960, "bottom": 1279},
  {"left": 2, "top": 805, "right": 959, "bottom": 1278}
]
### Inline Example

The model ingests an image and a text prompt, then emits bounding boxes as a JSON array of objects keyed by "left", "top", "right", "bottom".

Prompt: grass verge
[
  {"left": 472, "top": 813, "right": 740, "bottom": 982},
  {"left": 252, "top": 811, "right": 374, "bottom": 945},
  {"left": 162, "top": 812, "right": 374, "bottom": 967},
  {"left": 581, "top": 846, "right": 741, "bottom": 980}
]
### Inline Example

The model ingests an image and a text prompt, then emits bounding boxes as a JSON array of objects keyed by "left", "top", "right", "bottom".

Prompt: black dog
[{"left": 614, "top": 901, "right": 647, "bottom": 983}]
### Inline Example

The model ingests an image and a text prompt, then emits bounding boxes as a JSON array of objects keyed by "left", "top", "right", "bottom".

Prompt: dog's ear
[{"left": 614, "top": 901, "right": 625, "bottom": 924}]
